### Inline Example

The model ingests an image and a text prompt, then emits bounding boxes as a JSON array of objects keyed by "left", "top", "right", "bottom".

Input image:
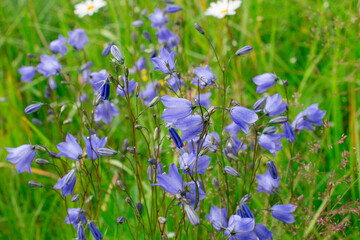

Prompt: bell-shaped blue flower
[
  {"left": 49, "top": 34, "right": 68, "bottom": 57},
  {"left": 179, "top": 151, "right": 211, "bottom": 175},
  {"left": 5, "top": 144, "right": 36, "bottom": 174},
  {"left": 36, "top": 55, "right": 62, "bottom": 77},
  {"left": 156, "top": 27, "right": 179, "bottom": 49},
  {"left": 68, "top": 29, "right": 88, "bottom": 50},
  {"left": 237, "top": 203, "right": 254, "bottom": 219},
  {"left": 57, "top": 133, "right": 83, "bottom": 160},
  {"left": 192, "top": 66, "right": 216, "bottom": 89},
  {"left": 83, "top": 134, "right": 108, "bottom": 160},
  {"left": 292, "top": 104, "right": 326, "bottom": 132},
  {"left": 148, "top": 8, "right": 168, "bottom": 28},
  {"left": 168, "top": 75, "right": 185, "bottom": 92},
  {"left": 89, "top": 69, "right": 107, "bottom": 94},
  {"left": 271, "top": 204, "right": 296, "bottom": 224},
  {"left": 252, "top": 73, "right": 278, "bottom": 93},
  {"left": 116, "top": 76, "right": 137, "bottom": 97},
  {"left": 139, "top": 81, "right": 157, "bottom": 105},
  {"left": 53, "top": 169, "right": 77, "bottom": 197},
  {"left": 263, "top": 94, "right": 288, "bottom": 117},
  {"left": 194, "top": 92, "right": 212, "bottom": 108},
  {"left": 254, "top": 224, "right": 273, "bottom": 240},
  {"left": 94, "top": 100, "right": 120, "bottom": 124},
  {"left": 258, "top": 133, "right": 285, "bottom": 157},
  {"left": 174, "top": 115, "right": 203, "bottom": 142},
  {"left": 160, "top": 95, "right": 192, "bottom": 123},
  {"left": 283, "top": 121, "right": 296, "bottom": 142},
  {"left": 230, "top": 106, "right": 258, "bottom": 134},
  {"left": 89, "top": 221, "right": 103, "bottom": 240},
  {"left": 206, "top": 206, "right": 227, "bottom": 231},
  {"left": 224, "top": 122, "right": 241, "bottom": 137},
  {"left": 65, "top": 208, "right": 86, "bottom": 229},
  {"left": 223, "top": 215, "right": 256, "bottom": 240},
  {"left": 256, "top": 169, "right": 280, "bottom": 194},
  {"left": 18, "top": 66, "right": 36, "bottom": 82},
  {"left": 151, "top": 47, "right": 176, "bottom": 74}
]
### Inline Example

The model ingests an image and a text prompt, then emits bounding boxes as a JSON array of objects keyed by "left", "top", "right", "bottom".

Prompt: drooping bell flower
[
  {"left": 68, "top": 29, "right": 88, "bottom": 50},
  {"left": 270, "top": 204, "right": 296, "bottom": 224},
  {"left": 83, "top": 134, "right": 108, "bottom": 160},
  {"left": 160, "top": 95, "right": 192, "bottom": 123},
  {"left": 292, "top": 104, "right": 326, "bottom": 132},
  {"left": 64, "top": 208, "right": 86, "bottom": 229},
  {"left": 256, "top": 160, "right": 280, "bottom": 194},
  {"left": 5, "top": 144, "right": 36, "bottom": 174},
  {"left": 179, "top": 151, "right": 211, "bottom": 175},
  {"left": 139, "top": 81, "right": 157, "bottom": 105},
  {"left": 53, "top": 169, "right": 77, "bottom": 197},
  {"left": 263, "top": 94, "right": 288, "bottom": 117},
  {"left": 194, "top": 92, "right": 212, "bottom": 108},
  {"left": 88, "top": 221, "right": 103, "bottom": 240},
  {"left": 18, "top": 66, "right": 36, "bottom": 82},
  {"left": 192, "top": 66, "right": 216, "bottom": 89},
  {"left": 49, "top": 34, "right": 68, "bottom": 57},
  {"left": 229, "top": 106, "right": 258, "bottom": 134},
  {"left": 36, "top": 55, "right": 62, "bottom": 77},
  {"left": 174, "top": 115, "right": 204, "bottom": 142},
  {"left": 57, "top": 133, "right": 83, "bottom": 160},
  {"left": 156, "top": 27, "right": 179, "bottom": 49},
  {"left": 258, "top": 132, "right": 285, "bottom": 157},
  {"left": 206, "top": 206, "right": 228, "bottom": 231},
  {"left": 283, "top": 122, "right": 296, "bottom": 143},
  {"left": 151, "top": 47, "right": 176, "bottom": 75},
  {"left": 94, "top": 100, "right": 120, "bottom": 124},
  {"left": 252, "top": 73, "right": 278, "bottom": 93},
  {"left": 223, "top": 215, "right": 256, "bottom": 240}
]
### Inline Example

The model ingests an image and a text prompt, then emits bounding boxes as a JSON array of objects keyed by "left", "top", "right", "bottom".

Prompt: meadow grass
[{"left": 0, "top": 0, "right": 359, "bottom": 239}]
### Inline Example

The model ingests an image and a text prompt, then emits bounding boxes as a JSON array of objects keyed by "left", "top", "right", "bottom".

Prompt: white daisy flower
[
  {"left": 74, "top": 0, "right": 107, "bottom": 18},
  {"left": 205, "top": 0, "right": 242, "bottom": 19}
]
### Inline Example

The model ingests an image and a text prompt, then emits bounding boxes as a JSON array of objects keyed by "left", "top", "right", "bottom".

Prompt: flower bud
[
  {"left": 116, "top": 180, "right": 126, "bottom": 190},
  {"left": 142, "top": 30, "right": 152, "bottom": 42},
  {"left": 34, "top": 145, "right": 46, "bottom": 152},
  {"left": 136, "top": 202, "right": 143, "bottom": 215},
  {"left": 263, "top": 126, "right": 277, "bottom": 135},
  {"left": 25, "top": 103, "right": 43, "bottom": 114},
  {"left": 269, "top": 116, "right": 288, "bottom": 124},
  {"left": 117, "top": 217, "right": 125, "bottom": 224},
  {"left": 72, "top": 194, "right": 80, "bottom": 202},
  {"left": 28, "top": 180, "right": 42, "bottom": 188},
  {"left": 149, "top": 96, "right": 160, "bottom": 107},
  {"left": 224, "top": 166, "right": 241, "bottom": 177},
  {"left": 125, "top": 197, "right": 132, "bottom": 205},
  {"left": 135, "top": 124, "right": 144, "bottom": 130},
  {"left": 267, "top": 159, "right": 278, "bottom": 179},
  {"left": 194, "top": 23, "right": 205, "bottom": 34},
  {"left": 111, "top": 45, "right": 124, "bottom": 64},
  {"left": 97, "top": 148, "right": 118, "bottom": 156},
  {"left": 36, "top": 158, "right": 50, "bottom": 165},
  {"left": 132, "top": 20, "right": 144, "bottom": 27},
  {"left": 184, "top": 205, "right": 200, "bottom": 226},
  {"left": 240, "top": 194, "right": 252, "bottom": 205},
  {"left": 235, "top": 45, "right": 253, "bottom": 56},
  {"left": 158, "top": 217, "right": 167, "bottom": 224},
  {"left": 154, "top": 127, "right": 160, "bottom": 142},
  {"left": 253, "top": 97, "right": 266, "bottom": 110},
  {"left": 85, "top": 195, "right": 94, "bottom": 204},
  {"left": 48, "top": 151, "right": 59, "bottom": 158}
]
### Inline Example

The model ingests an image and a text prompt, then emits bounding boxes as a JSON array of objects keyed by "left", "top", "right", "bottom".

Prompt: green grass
[{"left": 0, "top": 0, "right": 359, "bottom": 239}]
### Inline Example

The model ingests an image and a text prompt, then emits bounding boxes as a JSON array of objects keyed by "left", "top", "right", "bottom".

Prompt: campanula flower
[
  {"left": 135, "top": 57, "right": 146, "bottom": 71},
  {"left": 100, "top": 80, "right": 110, "bottom": 100},
  {"left": 147, "top": 161, "right": 163, "bottom": 181},
  {"left": 184, "top": 205, "right": 200, "bottom": 226},
  {"left": 110, "top": 45, "right": 124, "bottom": 64},
  {"left": 254, "top": 224, "right": 273, "bottom": 240},
  {"left": 223, "top": 215, "right": 255, "bottom": 240},
  {"left": 263, "top": 94, "right": 288, "bottom": 117},
  {"left": 194, "top": 93, "right": 212, "bottom": 108},
  {"left": 160, "top": 95, "right": 192, "bottom": 123},
  {"left": 94, "top": 100, "right": 120, "bottom": 124},
  {"left": 292, "top": 104, "right": 326, "bottom": 132},
  {"left": 65, "top": 208, "right": 86, "bottom": 229},
  {"left": 5, "top": 144, "right": 36, "bottom": 174},
  {"left": 139, "top": 81, "right": 157, "bottom": 105},
  {"left": 224, "top": 166, "right": 241, "bottom": 177},
  {"left": 224, "top": 122, "right": 241, "bottom": 137},
  {"left": 237, "top": 203, "right": 254, "bottom": 219},
  {"left": 148, "top": 8, "right": 168, "bottom": 28},
  {"left": 53, "top": 169, "right": 77, "bottom": 197},
  {"left": 271, "top": 204, "right": 296, "bottom": 224},
  {"left": 116, "top": 76, "right": 137, "bottom": 97},
  {"left": 36, "top": 55, "right": 62, "bottom": 77},
  {"left": 57, "top": 133, "right": 83, "bottom": 160},
  {"left": 192, "top": 66, "right": 216, "bottom": 89},
  {"left": 205, "top": 0, "right": 242, "bottom": 19},
  {"left": 90, "top": 69, "right": 108, "bottom": 93},
  {"left": 174, "top": 115, "right": 203, "bottom": 142},
  {"left": 230, "top": 106, "right": 258, "bottom": 134},
  {"left": 89, "top": 221, "right": 103, "bottom": 240},
  {"left": 169, "top": 128, "right": 183, "bottom": 149},
  {"left": 168, "top": 75, "right": 185, "bottom": 92},
  {"left": 25, "top": 103, "right": 43, "bottom": 114},
  {"left": 49, "top": 34, "right": 68, "bottom": 57},
  {"left": 252, "top": 73, "right": 278, "bottom": 93},
  {"left": 49, "top": 77, "right": 57, "bottom": 90},
  {"left": 68, "top": 29, "right": 88, "bottom": 50},
  {"left": 77, "top": 224, "right": 85, "bottom": 240},
  {"left": 206, "top": 206, "right": 227, "bottom": 231},
  {"left": 18, "top": 66, "right": 36, "bottom": 82},
  {"left": 283, "top": 122, "right": 296, "bottom": 142},
  {"left": 151, "top": 47, "right": 176, "bottom": 74},
  {"left": 256, "top": 163, "right": 280, "bottom": 194},
  {"left": 156, "top": 27, "right": 179, "bottom": 49},
  {"left": 102, "top": 42, "right": 113, "bottom": 57},
  {"left": 179, "top": 151, "right": 211, "bottom": 175},
  {"left": 83, "top": 134, "right": 108, "bottom": 160},
  {"left": 258, "top": 133, "right": 285, "bottom": 157}
]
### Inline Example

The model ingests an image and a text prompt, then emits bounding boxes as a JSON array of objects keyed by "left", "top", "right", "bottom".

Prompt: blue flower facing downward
[
  {"left": 271, "top": 204, "right": 296, "bottom": 224},
  {"left": 263, "top": 94, "right": 288, "bottom": 117},
  {"left": 252, "top": 73, "right": 278, "bottom": 93},
  {"left": 206, "top": 206, "right": 228, "bottom": 231},
  {"left": 230, "top": 106, "right": 258, "bottom": 134},
  {"left": 57, "top": 133, "right": 83, "bottom": 160},
  {"left": 53, "top": 169, "right": 77, "bottom": 197},
  {"left": 151, "top": 47, "right": 176, "bottom": 74},
  {"left": 192, "top": 66, "right": 216, "bottom": 89},
  {"left": 36, "top": 55, "right": 62, "bottom": 77},
  {"left": 18, "top": 66, "right": 36, "bottom": 83},
  {"left": 49, "top": 34, "right": 68, "bottom": 57},
  {"left": 5, "top": 144, "right": 36, "bottom": 174},
  {"left": 83, "top": 134, "right": 108, "bottom": 160},
  {"left": 65, "top": 208, "right": 86, "bottom": 230},
  {"left": 68, "top": 29, "right": 88, "bottom": 50}
]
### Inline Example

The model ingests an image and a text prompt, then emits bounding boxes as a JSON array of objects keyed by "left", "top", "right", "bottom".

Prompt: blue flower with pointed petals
[
  {"left": 116, "top": 76, "right": 138, "bottom": 97},
  {"left": 148, "top": 8, "right": 168, "bottom": 28},
  {"left": 206, "top": 206, "right": 227, "bottom": 231},
  {"left": 168, "top": 75, "right": 185, "bottom": 92},
  {"left": 174, "top": 115, "right": 203, "bottom": 142},
  {"left": 256, "top": 167, "right": 280, "bottom": 194},
  {"left": 5, "top": 144, "right": 36, "bottom": 174},
  {"left": 263, "top": 94, "right": 288, "bottom": 117},
  {"left": 224, "top": 122, "right": 241, "bottom": 137},
  {"left": 292, "top": 104, "right": 326, "bottom": 132},
  {"left": 258, "top": 133, "right": 285, "bottom": 157},
  {"left": 36, "top": 55, "right": 62, "bottom": 77},
  {"left": 139, "top": 81, "right": 157, "bottom": 105},
  {"left": 283, "top": 122, "right": 296, "bottom": 142},
  {"left": 151, "top": 48, "right": 176, "bottom": 74},
  {"left": 89, "top": 221, "right": 103, "bottom": 240},
  {"left": 194, "top": 92, "right": 212, "bottom": 108},
  {"left": 18, "top": 66, "right": 36, "bottom": 82},
  {"left": 89, "top": 69, "right": 107, "bottom": 93},
  {"left": 53, "top": 169, "right": 77, "bottom": 197},
  {"left": 271, "top": 204, "right": 296, "bottom": 224},
  {"left": 252, "top": 73, "right": 278, "bottom": 93},
  {"left": 230, "top": 106, "right": 258, "bottom": 134},
  {"left": 83, "top": 134, "right": 108, "bottom": 160},
  {"left": 160, "top": 95, "right": 192, "bottom": 123},
  {"left": 94, "top": 100, "right": 120, "bottom": 124},
  {"left": 65, "top": 208, "right": 86, "bottom": 229},
  {"left": 192, "top": 66, "right": 216, "bottom": 89},
  {"left": 68, "top": 29, "right": 88, "bottom": 50},
  {"left": 135, "top": 57, "right": 146, "bottom": 72},
  {"left": 57, "top": 133, "right": 83, "bottom": 160},
  {"left": 49, "top": 34, "right": 68, "bottom": 57},
  {"left": 254, "top": 224, "right": 273, "bottom": 240},
  {"left": 224, "top": 215, "right": 256, "bottom": 240},
  {"left": 156, "top": 27, "right": 179, "bottom": 49},
  {"left": 179, "top": 151, "right": 211, "bottom": 175}
]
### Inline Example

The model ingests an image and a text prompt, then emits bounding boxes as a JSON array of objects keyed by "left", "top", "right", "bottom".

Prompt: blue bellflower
[
  {"left": 57, "top": 133, "right": 83, "bottom": 160},
  {"left": 5, "top": 144, "right": 36, "bottom": 174},
  {"left": 49, "top": 34, "right": 68, "bottom": 57},
  {"left": 102, "top": 42, "right": 113, "bottom": 57},
  {"left": 237, "top": 203, "right": 254, "bottom": 219},
  {"left": 187, "top": 132, "right": 220, "bottom": 153},
  {"left": 94, "top": 100, "right": 120, "bottom": 124},
  {"left": 151, "top": 47, "right": 176, "bottom": 74},
  {"left": 263, "top": 94, "right": 288, "bottom": 117},
  {"left": 77, "top": 224, "right": 85, "bottom": 240},
  {"left": 224, "top": 215, "right": 256, "bottom": 240},
  {"left": 227, "top": 137, "right": 247, "bottom": 156},
  {"left": 53, "top": 169, "right": 77, "bottom": 197},
  {"left": 156, "top": 27, "right": 179, "bottom": 49},
  {"left": 166, "top": 5, "right": 182, "bottom": 13},
  {"left": 254, "top": 224, "right": 273, "bottom": 240},
  {"left": 230, "top": 106, "right": 259, "bottom": 134},
  {"left": 148, "top": 8, "right": 168, "bottom": 28},
  {"left": 116, "top": 76, "right": 137, "bottom": 97},
  {"left": 258, "top": 133, "right": 285, "bottom": 157},
  {"left": 68, "top": 29, "right": 88, "bottom": 50},
  {"left": 65, "top": 208, "right": 86, "bottom": 229},
  {"left": 224, "top": 122, "right": 241, "bottom": 137},
  {"left": 89, "top": 69, "right": 108, "bottom": 94},
  {"left": 252, "top": 73, "right": 278, "bottom": 93},
  {"left": 179, "top": 151, "right": 211, "bottom": 175},
  {"left": 160, "top": 95, "right": 192, "bottom": 123},
  {"left": 194, "top": 92, "right": 212, "bottom": 108},
  {"left": 135, "top": 57, "right": 146, "bottom": 72},
  {"left": 283, "top": 122, "right": 296, "bottom": 142},
  {"left": 36, "top": 55, "right": 62, "bottom": 77},
  {"left": 83, "top": 135, "right": 108, "bottom": 160},
  {"left": 192, "top": 66, "right": 216, "bottom": 89},
  {"left": 292, "top": 104, "right": 326, "bottom": 132},
  {"left": 256, "top": 168, "right": 280, "bottom": 194},
  {"left": 206, "top": 206, "right": 228, "bottom": 231},
  {"left": 174, "top": 115, "right": 203, "bottom": 142},
  {"left": 271, "top": 204, "right": 296, "bottom": 224},
  {"left": 139, "top": 81, "right": 157, "bottom": 105},
  {"left": 88, "top": 221, "right": 103, "bottom": 240},
  {"left": 18, "top": 66, "right": 36, "bottom": 82},
  {"left": 168, "top": 75, "right": 185, "bottom": 92}
]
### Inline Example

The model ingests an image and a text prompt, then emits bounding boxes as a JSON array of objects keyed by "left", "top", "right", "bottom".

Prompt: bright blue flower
[
  {"left": 168, "top": 75, "right": 185, "bottom": 92},
  {"left": 36, "top": 55, "right": 62, "bottom": 77},
  {"left": 148, "top": 8, "right": 168, "bottom": 28},
  {"left": 166, "top": 5, "right": 182, "bottom": 13},
  {"left": 156, "top": 27, "right": 179, "bottom": 49},
  {"left": 256, "top": 169, "right": 280, "bottom": 194},
  {"left": 5, "top": 144, "right": 36, "bottom": 174},
  {"left": 271, "top": 204, "right": 296, "bottom": 224},
  {"left": 254, "top": 224, "right": 273, "bottom": 240},
  {"left": 179, "top": 151, "right": 211, "bottom": 175},
  {"left": 174, "top": 115, "right": 203, "bottom": 142},
  {"left": 283, "top": 121, "right": 295, "bottom": 142},
  {"left": 65, "top": 208, "right": 86, "bottom": 230},
  {"left": 252, "top": 73, "right": 278, "bottom": 93},
  {"left": 160, "top": 95, "right": 192, "bottom": 123},
  {"left": 100, "top": 81, "right": 110, "bottom": 100},
  {"left": 83, "top": 134, "right": 108, "bottom": 160},
  {"left": 68, "top": 29, "right": 88, "bottom": 50},
  {"left": 266, "top": 160, "right": 278, "bottom": 179},
  {"left": 139, "top": 81, "right": 157, "bottom": 105},
  {"left": 258, "top": 133, "right": 285, "bottom": 157},
  {"left": 94, "top": 100, "right": 120, "bottom": 124},
  {"left": 102, "top": 42, "right": 113, "bottom": 57},
  {"left": 192, "top": 66, "right": 216, "bottom": 89},
  {"left": 169, "top": 128, "right": 183, "bottom": 149},
  {"left": 237, "top": 203, "right": 254, "bottom": 219},
  {"left": 77, "top": 224, "right": 86, "bottom": 240},
  {"left": 230, "top": 106, "right": 258, "bottom": 134},
  {"left": 49, "top": 34, "right": 68, "bottom": 57},
  {"left": 151, "top": 47, "right": 176, "bottom": 74},
  {"left": 18, "top": 66, "right": 36, "bottom": 82},
  {"left": 224, "top": 122, "right": 241, "bottom": 137},
  {"left": 194, "top": 92, "right": 212, "bottom": 108},
  {"left": 292, "top": 104, "right": 326, "bottom": 132},
  {"left": 206, "top": 206, "right": 227, "bottom": 231},
  {"left": 135, "top": 57, "right": 146, "bottom": 71},
  {"left": 57, "top": 133, "right": 83, "bottom": 160},
  {"left": 53, "top": 169, "right": 77, "bottom": 197},
  {"left": 116, "top": 76, "right": 137, "bottom": 97},
  {"left": 89, "top": 221, "right": 103, "bottom": 240},
  {"left": 49, "top": 77, "right": 57, "bottom": 90},
  {"left": 90, "top": 69, "right": 108, "bottom": 93},
  {"left": 224, "top": 215, "right": 255, "bottom": 240},
  {"left": 263, "top": 94, "right": 288, "bottom": 117},
  {"left": 24, "top": 103, "right": 43, "bottom": 114}
]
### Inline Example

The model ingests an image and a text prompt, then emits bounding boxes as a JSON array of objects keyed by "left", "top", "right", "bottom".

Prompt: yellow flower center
[
  {"left": 158, "top": 79, "right": 164, "bottom": 86},
  {"left": 87, "top": 5, "right": 95, "bottom": 11},
  {"left": 220, "top": 9, "right": 229, "bottom": 14}
]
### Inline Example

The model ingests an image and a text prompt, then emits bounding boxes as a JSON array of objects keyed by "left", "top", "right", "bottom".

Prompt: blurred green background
[{"left": 0, "top": 0, "right": 359, "bottom": 239}]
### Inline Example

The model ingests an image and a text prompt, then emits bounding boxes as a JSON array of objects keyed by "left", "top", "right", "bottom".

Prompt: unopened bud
[
  {"left": 135, "top": 124, "right": 144, "bottom": 130},
  {"left": 48, "top": 151, "right": 59, "bottom": 158},
  {"left": 269, "top": 116, "right": 288, "bottom": 124},
  {"left": 125, "top": 197, "right": 132, "bottom": 205},
  {"left": 224, "top": 166, "right": 241, "bottom": 177},
  {"left": 72, "top": 194, "right": 80, "bottom": 202},
  {"left": 263, "top": 126, "right": 277, "bottom": 135},
  {"left": 116, "top": 180, "right": 125, "bottom": 190},
  {"left": 194, "top": 23, "right": 205, "bottom": 34},
  {"left": 235, "top": 45, "right": 253, "bottom": 56},
  {"left": 28, "top": 181, "right": 42, "bottom": 188},
  {"left": 117, "top": 217, "right": 125, "bottom": 224},
  {"left": 184, "top": 205, "right": 200, "bottom": 226},
  {"left": 158, "top": 217, "right": 167, "bottom": 224},
  {"left": 253, "top": 97, "right": 266, "bottom": 110},
  {"left": 154, "top": 127, "right": 160, "bottom": 142},
  {"left": 149, "top": 96, "right": 160, "bottom": 107},
  {"left": 136, "top": 202, "right": 143, "bottom": 215},
  {"left": 97, "top": 148, "right": 118, "bottom": 156},
  {"left": 111, "top": 45, "right": 124, "bottom": 64},
  {"left": 85, "top": 195, "right": 94, "bottom": 204},
  {"left": 34, "top": 145, "right": 46, "bottom": 152},
  {"left": 36, "top": 158, "right": 50, "bottom": 165}
]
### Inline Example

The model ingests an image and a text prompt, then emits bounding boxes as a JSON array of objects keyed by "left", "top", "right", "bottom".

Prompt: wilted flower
[
  {"left": 36, "top": 55, "right": 62, "bottom": 77},
  {"left": 25, "top": 103, "right": 43, "bottom": 114},
  {"left": 5, "top": 144, "right": 36, "bottom": 174},
  {"left": 18, "top": 66, "right": 36, "bottom": 82},
  {"left": 65, "top": 208, "right": 86, "bottom": 229},
  {"left": 252, "top": 73, "right": 278, "bottom": 93},
  {"left": 206, "top": 206, "right": 228, "bottom": 231},
  {"left": 49, "top": 34, "right": 68, "bottom": 57},
  {"left": 148, "top": 8, "right": 168, "bottom": 28},
  {"left": 292, "top": 104, "right": 326, "bottom": 132},
  {"left": 117, "top": 217, "right": 125, "bottom": 224},
  {"left": 271, "top": 204, "right": 296, "bottom": 224},
  {"left": 229, "top": 106, "right": 258, "bottom": 134},
  {"left": 205, "top": 0, "right": 242, "bottom": 19},
  {"left": 192, "top": 66, "right": 216, "bottom": 89},
  {"left": 263, "top": 94, "right": 288, "bottom": 117},
  {"left": 151, "top": 47, "right": 176, "bottom": 74},
  {"left": 57, "top": 133, "right": 83, "bottom": 160},
  {"left": 135, "top": 57, "right": 146, "bottom": 72},
  {"left": 68, "top": 29, "right": 89, "bottom": 50},
  {"left": 53, "top": 169, "right": 77, "bottom": 197},
  {"left": 83, "top": 134, "right": 108, "bottom": 160},
  {"left": 88, "top": 221, "right": 103, "bottom": 240},
  {"left": 94, "top": 100, "right": 120, "bottom": 124},
  {"left": 74, "top": 0, "right": 106, "bottom": 18}
]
